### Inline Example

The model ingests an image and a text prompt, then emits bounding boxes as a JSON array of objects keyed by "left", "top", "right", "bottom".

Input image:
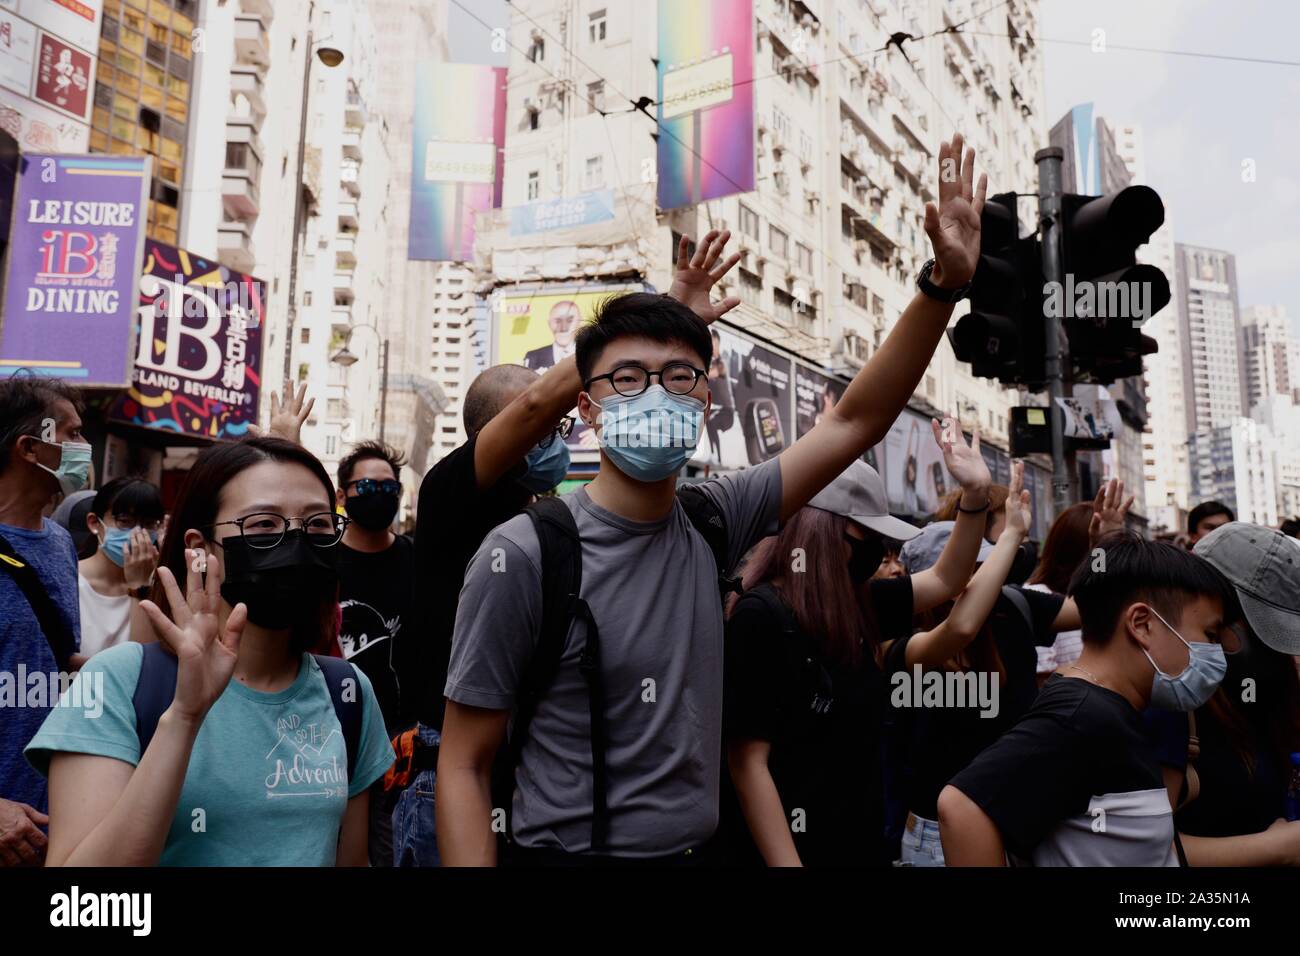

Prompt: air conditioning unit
[
  {"left": 800, "top": 155, "right": 813, "bottom": 173},
  {"left": 530, "top": 27, "right": 544, "bottom": 42},
  {"left": 805, "top": 189, "right": 820, "bottom": 205},
  {"left": 777, "top": 55, "right": 795, "bottom": 75},
  {"left": 773, "top": 170, "right": 790, "bottom": 194},
  {"left": 853, "top": 176, "right": 870, "bottom": 191},
  {"left": 800, "top": 13, "right": 819, "bottom": 31},
  {"left": 771, "top": 131, "right": 787, "bottom": 155},
  {"left": 524, "top": 97, "right": 540, "bottom": 114},
  {"left": 853, "top": 239, "right": 869, "bottom": 258}
]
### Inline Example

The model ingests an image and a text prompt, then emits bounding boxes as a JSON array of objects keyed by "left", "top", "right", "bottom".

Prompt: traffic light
[
  {"left": 947, "top": 193, "right": 1047, "bottom": 388},
  {"left": 1056, "top": 185, "right": 1169, "bottom": 383}
]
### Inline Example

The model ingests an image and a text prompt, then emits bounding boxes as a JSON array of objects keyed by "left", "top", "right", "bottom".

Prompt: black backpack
[{"left": 491, "top": 484, "right": 736, "bottom": 854}]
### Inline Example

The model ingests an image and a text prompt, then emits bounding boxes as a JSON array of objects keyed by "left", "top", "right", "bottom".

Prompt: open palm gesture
[
  {"left": 668, "top": 230, "right": 742, "bottom": 325},
  {"left": 924, "top": 132, "right": 988, "bottom": 289},
  {"left": 931, "top": 415, "right": 990, "bottom": 495},
  {"left": 139, "top": 547, "right": 247, "bottom": 721},
  {"left": 1088, "top": 477, "right": 1134, "bottom": 547},
  {"left": 1004, "top": 460, "right": 1033, "bottom": 537},
  {"left": 250, "top": 381, "right": 315, "bottom": 444}
]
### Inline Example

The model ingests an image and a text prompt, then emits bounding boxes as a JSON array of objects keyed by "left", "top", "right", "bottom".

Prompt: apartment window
[
  {"left": 796, "top": 242, "right": 813, "bottom": 273},
  {"left": 773, "top": 288, "right": 795, "bottom": 325},
  {"left": 325, "top": 435, "right": 337, "bottom": 456},
  {"left": 527, "top": 170, "right": 540, "bottom": 201},
  {"left": 769, "top": 226, "right": 788, "bottom": 259},
  {"left": 589, "top": 9, "right": 607, "bottom": 43},
  {"left": 529, "top": 110, "right": 540, "bottom": 131},
  {"left": 528, "top": 38, "right": 545, "bottom": 62},
  {"left": 773, "top": 107, "right": 791, "bottom": 141},
  {"left": 303, "top": 291, "right": 312, "bottom": 306},
  {"left": 739, "top": 268, "right": 762, "bottom": 307},
  {"left": 584, "top": 154, "right": 604, "bottom": 190},
  {"left": 300, "top": 327, "right": 310, "bottom": 344},
  {"left": 871, "top": 294, "right": 885, "bottom": 317},
  {"left": 587, "top": 80, "right": 605, "bottom": 114},
  {"left": 328, "top": 399, "right": 344, "bottom": 418},
  {"left": 739, "top": 204, "right": 759, "bottom": 238}
]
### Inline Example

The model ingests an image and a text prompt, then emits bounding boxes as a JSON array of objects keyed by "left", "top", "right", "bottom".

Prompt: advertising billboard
[
  {"left": 408, "top": 62, "right": 506, "bottom": 261},
  {"left": 509, "top": 189, "right": 615, "bottom": 236},
  {"left": 493, "top": 285, "right": 641, "bottom": 451},
  {"left": 0, "top": 0, "right": 100, "bottom": 151},
  {"left": 656, "top": 0, "right": 754, "bottom": 209},
  {"left": 692, "top": 324, "right": 793, "bottom": 470},
  {"left": 0, "top": 152, "right": 149, "bottom": 385},
  {"left": 108, "top": 240, "right": 266, "bottom": 441}
]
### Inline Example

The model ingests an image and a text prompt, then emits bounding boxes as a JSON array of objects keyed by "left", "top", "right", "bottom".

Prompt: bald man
[{"left": 523, "top": 300, "right": 582, "bottom": 371}]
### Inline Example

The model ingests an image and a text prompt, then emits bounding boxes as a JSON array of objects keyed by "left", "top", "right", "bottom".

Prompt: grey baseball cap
[
  {"left": 900, "top": 519, "right": 996, "bottom": 574},
  {"left": 805, "top": 459, "right": 922, "bottom": 542},
  {"left": 1194, "top": 522, "right": 1300, "bottom": 655}
]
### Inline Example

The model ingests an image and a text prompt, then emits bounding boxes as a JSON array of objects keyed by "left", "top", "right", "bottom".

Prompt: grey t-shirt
[{"left": 446, "top": 458, "right": 782, "bottom": 857}]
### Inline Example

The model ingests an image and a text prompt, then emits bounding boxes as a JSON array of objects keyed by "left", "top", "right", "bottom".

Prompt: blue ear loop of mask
[
  {"left": 585, "top": 385, "right": 705, "bottom": 483},
  {"left": 520, "top": 436, "right": 572, "bottom": 493},
  {"left": 1142, "top": 606, "right": 1227, "bottom": 711}
]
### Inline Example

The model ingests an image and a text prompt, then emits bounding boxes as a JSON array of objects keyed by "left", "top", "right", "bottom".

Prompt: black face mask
[
  {"left": 846, "top": 533, "right": 885, "bottom": 584},
  {"left": 219, "top": 530, "right": 339, "bottom": 630},
  {"left": 344, "top": 491, "right": 399, "bottom": 531}
]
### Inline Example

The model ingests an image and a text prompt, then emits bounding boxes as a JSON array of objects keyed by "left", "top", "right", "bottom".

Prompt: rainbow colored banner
[
  {"left": 657, "top": 0, "right": 755, "bottom": 209},
  {"left": 407, "top": 62, "right": 506, "bottom": 261}
]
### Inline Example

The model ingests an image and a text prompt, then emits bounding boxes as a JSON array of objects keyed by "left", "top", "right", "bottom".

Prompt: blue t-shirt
[
  {"left": 0, "top": 518, "right": 80, "bottom": 814},
  {"left": 25, "top": 643, "right": 396, "bottom": 866}
]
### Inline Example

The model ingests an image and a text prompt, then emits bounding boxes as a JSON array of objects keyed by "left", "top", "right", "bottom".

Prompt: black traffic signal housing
[
  {"left": 947, "top": 193, "right": 1047, "bottom": 389},
  {"left": 1057, "top": 186, "right": 1169, "bottom": 384}
]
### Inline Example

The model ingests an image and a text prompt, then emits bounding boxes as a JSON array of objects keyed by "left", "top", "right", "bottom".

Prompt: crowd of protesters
[{"left": 3, "top": 134, "right": 1300, "bottom": 869}]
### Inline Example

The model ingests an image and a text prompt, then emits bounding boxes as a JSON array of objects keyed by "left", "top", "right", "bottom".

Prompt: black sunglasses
[{"left": 345, "top": 478, "right": 401, "bottom": 497}]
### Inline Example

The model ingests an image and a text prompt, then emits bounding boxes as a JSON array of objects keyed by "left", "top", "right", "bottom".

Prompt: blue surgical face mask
[
  {"left": 520, "top": 436, "right": 571, "bottom": 493},
  {"left": 35, "top": 439, "right": 92, "bottom": 496},
  {"left": 1142, "top": 607, "right": 1227, "bottom": 711},
  {"left": 99, "top": 526, "right": 158, "bottom": 568},
  {"left": 588, "top": 385, "right": 704, "bottom": 483}
]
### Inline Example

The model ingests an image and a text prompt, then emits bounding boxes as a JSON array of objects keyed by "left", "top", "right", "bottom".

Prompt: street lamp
[
  {"left": 282, "top": 7, "right": 345, "bottom": 385},
  {"left": 331, "top": 323, "right": 389, "bottom": 442}
]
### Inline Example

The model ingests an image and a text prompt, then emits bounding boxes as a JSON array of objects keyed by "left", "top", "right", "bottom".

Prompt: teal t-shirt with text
[{"left": 25, "top": 643, "right": 395, "bottom": 866}]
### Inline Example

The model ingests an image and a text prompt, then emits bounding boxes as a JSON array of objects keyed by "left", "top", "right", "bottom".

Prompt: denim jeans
[
  {"left": 897, "top": 813, "right": 946, "bottom": 867},
  {"left": 392, "top": 725, "right": 441, "bottom": 867}
]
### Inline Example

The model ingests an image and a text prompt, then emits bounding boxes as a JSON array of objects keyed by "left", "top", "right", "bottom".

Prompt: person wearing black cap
[
  {"left": 719, "top": 419, "right": 992, "bottom": 867},
  {"left": 1144, "top": 523, "right": 1300, "bottom": 865}
]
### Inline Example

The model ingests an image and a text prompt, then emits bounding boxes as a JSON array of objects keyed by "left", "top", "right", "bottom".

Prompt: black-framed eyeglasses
[
  {"left": 583, "top": 363, "right": 707, "bottom": 398},
  {"left": 537, "top": 416, "right": 575, "bottom": 448},
  {"left": 205, "top": 511, "right": 350, "bottom": 549},
  {"left": 344, "top": 478, "right": 401, "bottom": 497}
]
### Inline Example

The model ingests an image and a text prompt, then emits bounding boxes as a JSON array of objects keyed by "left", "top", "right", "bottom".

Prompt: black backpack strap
[
  {"left": 0, "top": 530, "right": 76, "bottom": 669},
  {"left": 314, "top": 654, "right": 363, "bottom": 782},
  {"left": 676, "top": 484, "right": 739, "bottom": 597},
  {"left": 132, "top": 643, "right": 363, "bottom": 781},
  {"left": 1000, "top": 584, "right": 1035, "bottom": 635},
  {"left": 133, "top": 640, "right": 179, "bottom": 757}
]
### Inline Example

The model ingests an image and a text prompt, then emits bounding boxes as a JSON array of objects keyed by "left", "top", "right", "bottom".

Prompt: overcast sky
[
  {"left": 1030, "top": 0, "right": 1296, "bottom": 327},
  {"left": 446, "top": 0, "right": 1298, "bottom": 329}
]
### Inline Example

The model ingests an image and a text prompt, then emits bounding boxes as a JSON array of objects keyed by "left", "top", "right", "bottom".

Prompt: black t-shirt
[
  {"left": 883, "top": 583, "right": 1062, "bottom": 821},
  {"left": 336, "top": 533, "right": 416, "bottom": 735},
  {"left": 949, "top": 675, "right": 1178, "bottom": 866},
  {"left": 719, "top": 575, "right": 913, "bottom": 867},
  {"left": 1144, "top": 703, "right": 1288, "bottom": 838},
  {"left": 413, "top": 436, "right": 531, "bottom": 729}
]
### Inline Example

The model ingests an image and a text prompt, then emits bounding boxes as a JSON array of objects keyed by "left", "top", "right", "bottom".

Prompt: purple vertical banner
[
  {"left": 0, "top": 153, "right": 150, "bottom": 386},
  {"left": 407, "top": 63, "right": 506, "bottom": 261},
  {"left": 657, "top": 0, "right": 755, "bottom": 209}
]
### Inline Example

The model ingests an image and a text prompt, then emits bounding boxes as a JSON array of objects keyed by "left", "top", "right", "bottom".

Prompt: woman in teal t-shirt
[{"left": 26, "top": 437, "right": 395, "bottom": 866}]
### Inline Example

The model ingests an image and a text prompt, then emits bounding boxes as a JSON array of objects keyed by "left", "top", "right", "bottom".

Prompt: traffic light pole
[{"left": 1035, "top": 147, "right": 1076, "bottom": 518}]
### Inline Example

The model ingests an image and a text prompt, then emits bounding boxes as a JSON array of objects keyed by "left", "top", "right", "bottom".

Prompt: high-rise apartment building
[
  {"left": 92, "top": 0, "right": 201, "bottom": 245},
  {"left": 473, "top": 0, "right": 1047, "bottom": 473},
  {"left": 1176, "top": 242, "right": 1245, "bottom": 435},
  {"left": 1241, "top": 304, "right": 1299, "bottom": 412}
]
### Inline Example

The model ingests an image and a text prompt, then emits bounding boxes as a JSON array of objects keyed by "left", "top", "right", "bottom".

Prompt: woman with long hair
[
  {"left": 721, "top": 419, "right": 992, "bottom": 866},
  {"left": 1025, "top": 501, "right": 1093, "bottom": 680},
  {"left": 75, "top": 477, "right": 164, "bottom": 657},
  {"left": 26, "top": 438, "right": 395, "bottom": 865}
]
